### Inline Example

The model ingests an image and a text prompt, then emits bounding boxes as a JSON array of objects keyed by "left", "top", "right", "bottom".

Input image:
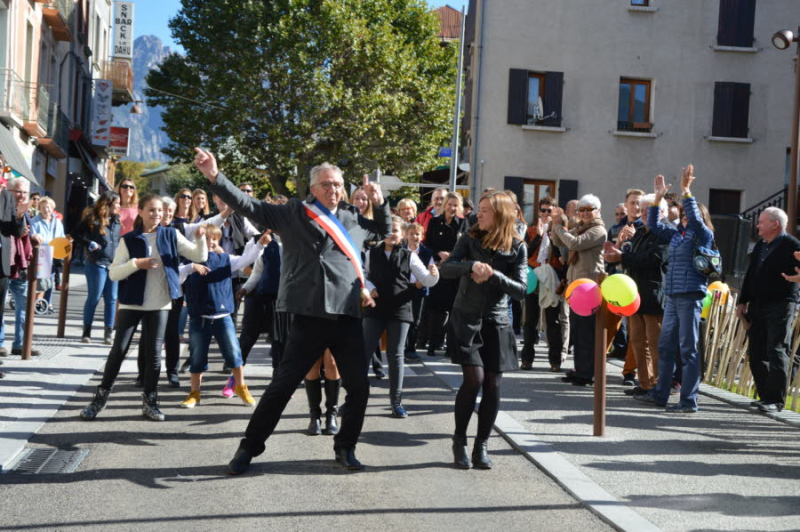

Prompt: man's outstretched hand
[{"left": 194, "top": 148, "right": 219, "bottom": 183}]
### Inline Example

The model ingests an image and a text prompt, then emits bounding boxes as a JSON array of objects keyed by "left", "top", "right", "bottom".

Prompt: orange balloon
[
  {"left": 565, "top": 278, "right": 593, "bottom": 300},
  {"left": 607, "top": 294, "right": 641, "bottom": 317},
  {"left": 49, "top": 237, "right": 72, "bottom": 260}
]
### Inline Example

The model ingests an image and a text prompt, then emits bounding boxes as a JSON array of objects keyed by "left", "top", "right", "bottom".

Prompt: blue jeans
[
  {"left": 83, "top": 262, "right": 118, "bottom": 328},
  {"left": 652, "top": 293, "right": 704, "bottom": 409},
  {"left": 363, "top": 317, "right": 411, "bottom": 405},
  {"left": 9, "top": 279, "right": 26, "bottom": 349},
  {"left": 188, "top": 315, "right": 243, "bottom": 374}
]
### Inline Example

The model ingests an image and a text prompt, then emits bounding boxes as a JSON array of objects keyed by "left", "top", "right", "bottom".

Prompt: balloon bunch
[
  {"left": 565, "top": 274, "right": 640, "bottom": 317},
  {"left": 701, "top": 280, "right": 730, "bottom": 319}
]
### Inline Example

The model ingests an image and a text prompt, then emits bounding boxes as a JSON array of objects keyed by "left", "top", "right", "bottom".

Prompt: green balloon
[
  {"left": 702, "top": 291, "right": 712, "bottom": 309},
  {"left": 527, "top": 267, "right": 538, "bottom": 294}
]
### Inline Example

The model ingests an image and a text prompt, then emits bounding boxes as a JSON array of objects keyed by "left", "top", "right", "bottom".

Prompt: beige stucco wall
[{"left": 466, "top": 0, "right": 799, "bottom": 226}]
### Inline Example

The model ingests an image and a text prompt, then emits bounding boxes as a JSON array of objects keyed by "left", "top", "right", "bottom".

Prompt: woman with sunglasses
[
  {"left": 551, "top": 194, "right": 606, "bottom": 386},
  {"left": 173, "top": 188, "right": 193, "bottom": 226},
  {"left": 116, "top": 179, "right": 138, "bottom": 235}
]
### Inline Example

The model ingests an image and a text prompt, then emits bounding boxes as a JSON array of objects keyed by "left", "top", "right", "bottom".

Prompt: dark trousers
[
  {"left": 0, "top": 275, "right": 8, "bottom": 332},
  {"left": 404, "top": 292, "right": 425, "bottom": 355},
  {"left": 164, "top": 298, "right": 183, "bottom": 375},
  {"left": 521, "top": 291, "right": 540, "bottom": 363},
  {"left": 747, "top": 299, "right": 796, "bottom": 404},
  {"left": 570, "top": 312, "right": 595, "bottom": 380},
  {"left": 612, "top": 318, "right": 628, "bottom": 355},
  {"left": 544, "top": 304, "right": 566, "bottom": 368},
  {"left": 423, "top": 309, "right": 448, "bottom": 350},
  {"left": 239, "top": 293, "right": 276, "bottom": 364},
  {"left": 511, "top": 298, "right": 522, "bottom": 334},
  {"left": 102, "top": 309, "right": 169, "bottom": 395},
  {"left": 240, "top": 314, "right": 369, "bottom": 456}
]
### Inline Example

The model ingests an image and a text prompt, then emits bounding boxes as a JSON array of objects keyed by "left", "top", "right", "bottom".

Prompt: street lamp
[
  {"left": 130, "top": 100, "right": 143, "bottom": 115},
  {"left": 774, "top": 28, "right": 800, "bottom": 235}
]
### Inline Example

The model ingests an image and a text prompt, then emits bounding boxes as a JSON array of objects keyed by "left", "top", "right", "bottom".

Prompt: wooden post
[
  {"left": 21, "top": 245, "right": 39, "bottom": 361},
  {"left": 56, "top": 239, "right": 73, "bottom": 338},
  {"left": 593, "top": 272, "right": 608, "bottom": 437}
]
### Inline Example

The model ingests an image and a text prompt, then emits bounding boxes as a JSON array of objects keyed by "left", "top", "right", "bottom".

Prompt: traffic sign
[{"left": 438, "top": 147, "right": 452, "bottom": 158}]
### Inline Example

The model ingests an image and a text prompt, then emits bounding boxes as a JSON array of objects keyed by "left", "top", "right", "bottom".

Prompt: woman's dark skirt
[{"left": 447, "top": 312, "right": 519, "bottom": 373}]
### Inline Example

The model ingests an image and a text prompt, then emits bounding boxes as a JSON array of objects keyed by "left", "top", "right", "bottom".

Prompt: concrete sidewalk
[{"left": 420, "top": 347, "right": 800, "bottom": 532}]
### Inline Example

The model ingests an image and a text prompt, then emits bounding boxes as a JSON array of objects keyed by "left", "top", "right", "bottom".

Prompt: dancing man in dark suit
[
  {"left": 194, "top": 148, "right": 391, "bottom": 473},
  {"left": 737, "top": 207, "right": 800, "bottom": 413}
]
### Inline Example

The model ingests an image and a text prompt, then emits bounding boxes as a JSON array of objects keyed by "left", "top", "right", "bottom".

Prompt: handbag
[{"left": 692, "top": 233, "right": 722, "bottom": 281}]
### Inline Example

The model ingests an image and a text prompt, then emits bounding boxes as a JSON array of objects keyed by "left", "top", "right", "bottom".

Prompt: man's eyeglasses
[
  {"left": 179, "top": 194, "right": 192, "bottom": 200},
  {"left": 120, "top": 184, "right": 135, "bottom": 190},
  {"left": 540, "top": 208, "right": 552, "bottom": 213},
  {"left": 578, "top": 207, "right": 596, "bottom": 213},
  {"left": 316, "top": 182, "right": 344, "bottom": 190}
]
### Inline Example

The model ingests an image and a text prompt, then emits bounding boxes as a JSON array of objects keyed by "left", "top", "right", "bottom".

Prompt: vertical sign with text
[
  {"left": 108, "top": 127, "right": 130, "bottom": 157},
  {"left": 92, "top": 80, "right": 113, "bottom": 147},
  {"left": 113, "top": 2, "right": 135, "bottom": 60}
]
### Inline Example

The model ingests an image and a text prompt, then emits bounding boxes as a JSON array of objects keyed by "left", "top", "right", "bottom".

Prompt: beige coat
[{"left": 551, "top": 219, "right": 606, "bottom": 284}]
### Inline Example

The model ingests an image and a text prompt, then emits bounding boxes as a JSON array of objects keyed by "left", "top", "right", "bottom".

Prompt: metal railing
[
  {"left": 0, "top": 69, "right": 27, "bottom": 120},
  {"left": 23, "top": 83, "right": 50, "bottom": 133},
  {"left": 46, "top": 103, "right": 70, "bottom": 151},
  {"left": 740, "top": 187, "right": 787, "bottom": 239}
]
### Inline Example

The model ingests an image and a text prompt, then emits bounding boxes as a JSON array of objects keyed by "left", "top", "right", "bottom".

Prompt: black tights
[{"left": 454, "top": 365, "right": 502, "bottom": 440}]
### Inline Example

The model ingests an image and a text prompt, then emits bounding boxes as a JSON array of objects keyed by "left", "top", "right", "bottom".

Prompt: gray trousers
[{"left": 363, "top": 317, "right": 411, "bottom": 405}]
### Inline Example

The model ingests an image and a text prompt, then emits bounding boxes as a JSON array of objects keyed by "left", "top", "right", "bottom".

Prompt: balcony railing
[
  {"left": 39, "top": 104, "right": 69, "bottom": 159},
  {"left": 43, "top": 0, "right": 74, "bottom": 42},
  {"left": 22, "top": 83, "right": 50, "bottom": 137},
  {"left": 101, "top": 60, "right": 134, "bottom": 105},
  {"left": 617, "top": 121, "right": 654, "bottom": 133},
  {"left": 0, "top": 69, "right": 27, "bottom": 126}
]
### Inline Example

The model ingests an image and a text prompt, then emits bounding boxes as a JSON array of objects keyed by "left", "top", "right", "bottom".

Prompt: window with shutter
[
  {"left": 543, "top": 72, "right": 564, "bottom": 127},
  {"left": 717, "top": 0, "right": 757, "bottom": 48},
  {"left": 526, "top": 73, "right": 545, "bottom": 125},
  {"left": 712, "top": 81, "right": 750, "bottom": 138},
  {"left": 509, "top": 69, "right": 564, "bottom": 127}
]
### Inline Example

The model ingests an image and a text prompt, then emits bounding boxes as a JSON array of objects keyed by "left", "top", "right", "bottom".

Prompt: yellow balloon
[
  {"left": 601, "top": 274, "right": 638, "bottom": 307},
  {"left": 707, "top": 281, "right": 729, "bottom": 304},
  {"left": 49, "top": 237, "right": 72, "bottom": 260}
]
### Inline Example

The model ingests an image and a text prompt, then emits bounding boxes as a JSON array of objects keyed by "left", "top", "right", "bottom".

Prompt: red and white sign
[{"left": 108, "top": 127, "right": 130, "bottom": 157}]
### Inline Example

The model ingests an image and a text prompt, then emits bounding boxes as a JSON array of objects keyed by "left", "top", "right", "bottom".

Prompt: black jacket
[
  {"left": 363, "top": 245, "right": 415, "bottom": 323},
  {"left": 425, "top": 215, "right": 465, "bottom": 260},
  {"left": 0, "top": 188, "right": 24, "bottom": 277},
  {"left": 620, "top": 227, "right": 668, "bottom": 315},
  {"left": 740, "top": 233, "right": 800, "bottom": 305},
  {"left": 440, "top": 233, "right": 527, "bottom": 325},
  {"left": 70, "top": 216, "right": 121, "bottom": 267}
]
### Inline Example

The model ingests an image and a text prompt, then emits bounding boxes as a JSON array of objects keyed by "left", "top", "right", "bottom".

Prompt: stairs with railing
[{"left": 740, "top": 187, "right": 790, "bottom": 239}]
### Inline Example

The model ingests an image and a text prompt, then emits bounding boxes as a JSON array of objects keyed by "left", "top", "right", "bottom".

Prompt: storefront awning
[
  {"left": 74, "top": 141, "right": 112, "bottom": 193},
  {"left": 0, "top": 125, "right": 39, "bottom": 185}
]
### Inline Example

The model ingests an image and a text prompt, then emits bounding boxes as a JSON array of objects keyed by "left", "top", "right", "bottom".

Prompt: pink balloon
[{"left": 567, "top": 281, "right": 602, "bottom": 316}]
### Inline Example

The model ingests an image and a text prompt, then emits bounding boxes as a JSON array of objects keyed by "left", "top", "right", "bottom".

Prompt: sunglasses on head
[
  {"left": 120, "top": 184, "right": 135, "bottom": 190},
  {"left": 540, "top": 208, "right": 552, "bottom": 213}
]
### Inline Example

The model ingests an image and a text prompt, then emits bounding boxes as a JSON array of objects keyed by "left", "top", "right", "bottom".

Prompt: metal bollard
[
  {"left": 56, "top": 239, "right": 73, "bottom": 339},
  {"left": 21, "top": 244, "right": 39, "bottom": 361},
  {"left": 593, "top": 272, "right": 608, "bottom": 436}
]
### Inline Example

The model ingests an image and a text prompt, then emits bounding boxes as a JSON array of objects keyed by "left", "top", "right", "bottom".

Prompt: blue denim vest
[{"left": 184, "top": 252, "right": 234, "bottom": 316}]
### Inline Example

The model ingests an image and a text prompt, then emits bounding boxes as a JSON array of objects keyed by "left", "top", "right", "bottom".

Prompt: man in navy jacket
[{"left": 737, "top": 207, "right": 800, "bottom": 413}]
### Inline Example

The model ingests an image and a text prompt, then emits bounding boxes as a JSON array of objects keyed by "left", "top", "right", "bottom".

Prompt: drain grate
[{"left": 7, "top": 448, "right": 88, "bottom": 474}]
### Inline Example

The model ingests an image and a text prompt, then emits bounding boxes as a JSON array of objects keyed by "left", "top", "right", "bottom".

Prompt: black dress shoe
[
  {"left": 228, "top": 447, "right": 253, "bottom": 475},
  {"left": 334, "top": 447, "right": 363, "bottom": 470},
  {"left": 571, "top": 377, "right": 593, "bottom": 387},
  {"left": 452, "top": 436, "right": 471, "bottom": 469}
]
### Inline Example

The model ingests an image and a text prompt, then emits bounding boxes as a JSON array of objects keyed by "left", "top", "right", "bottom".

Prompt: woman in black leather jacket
[{"left": 441, "top": 191, "right": 527, "bottom": 470}]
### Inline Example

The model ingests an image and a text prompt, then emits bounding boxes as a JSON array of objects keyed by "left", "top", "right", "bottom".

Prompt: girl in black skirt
[{"left": 441, "top": 191, "right": 527, "bottom": 469}]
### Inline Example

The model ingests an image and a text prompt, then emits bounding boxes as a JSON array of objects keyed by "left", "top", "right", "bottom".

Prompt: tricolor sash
[{"left": 303, "top": 199, "right": 365, "bottom": 288}]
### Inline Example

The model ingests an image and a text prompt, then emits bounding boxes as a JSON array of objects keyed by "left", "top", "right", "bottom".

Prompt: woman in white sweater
[{"left": 80, "top": 193, "right": 208, "bottom": 422}]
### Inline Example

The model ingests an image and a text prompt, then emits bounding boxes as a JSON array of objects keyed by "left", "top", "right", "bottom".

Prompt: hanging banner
[
  {"left": 91, "top": 80, "right": 113, "bottom": 147},
  {"left": 113, "top": 2, "right": 135, "bottom": 60},
  {"left": 108, "top": 127, "right": 130, "bottom": 157},
  {"left": 37, "top": 245, "right": 53, "bottom": 280}
]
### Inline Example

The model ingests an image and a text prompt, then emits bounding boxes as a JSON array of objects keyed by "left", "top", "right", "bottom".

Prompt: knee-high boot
[
  {"left": 323, "top": 378, "right": 341, "bottom": 435},
  {"left": 305, "top": 378, "right": 322, "bottom": 436}
]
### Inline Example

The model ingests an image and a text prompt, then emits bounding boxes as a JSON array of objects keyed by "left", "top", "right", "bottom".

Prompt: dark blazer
[
  {"left": 0, "top": 188, "right": 25, "bottom": 278},
  {"left": 739, "top": 233, "right": 800, "bottom": 305},
  {"left": 620, "top": 226, "right": 668, "bottom": 315},
  {"left": 209, "top": 172, "right": 392, "bottom": 319},
  {"left": 440, "top": 233, "right": 527, "bottom": 325}
]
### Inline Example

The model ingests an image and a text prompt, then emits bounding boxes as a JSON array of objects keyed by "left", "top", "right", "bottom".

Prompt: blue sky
[{"left": 135, "top": 0, "right": 468, "bottom": 52}]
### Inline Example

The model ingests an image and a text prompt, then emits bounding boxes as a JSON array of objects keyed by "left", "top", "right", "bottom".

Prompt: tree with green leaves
[{"left": 146, "top": 0, "right": 456, "bottom": 198}]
